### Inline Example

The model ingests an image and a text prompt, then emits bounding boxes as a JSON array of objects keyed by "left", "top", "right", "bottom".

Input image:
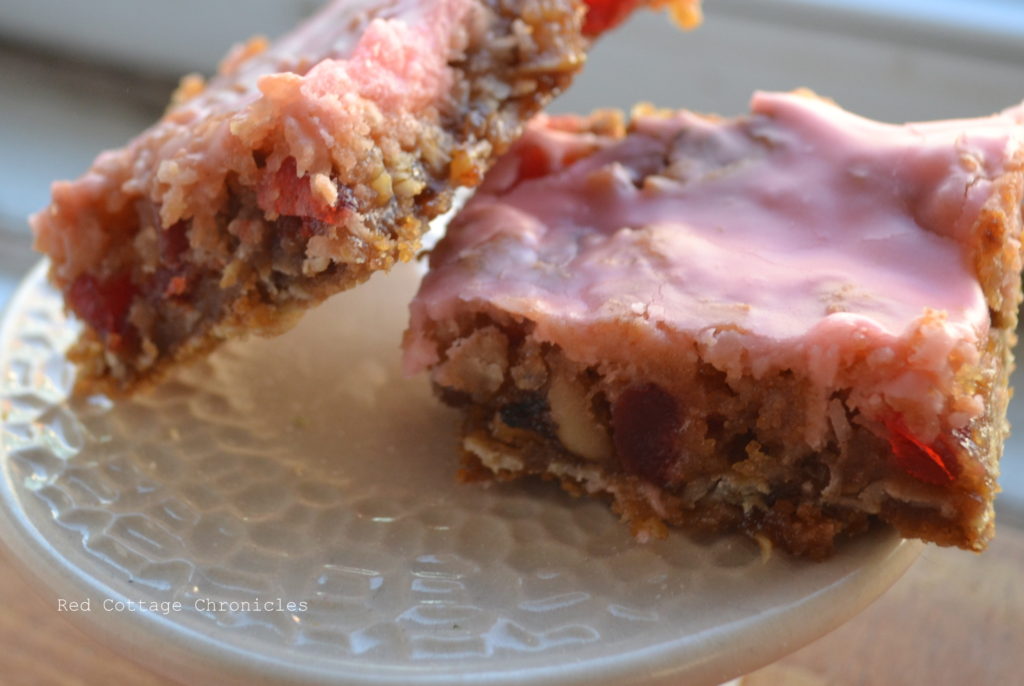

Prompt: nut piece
[
  {"left": 547, "top": 370, "right": 612, "bottom": 462},
  {"left": 449, "top": 148, "right": 482, "bottom": 186},
  {"left": 311, "top": 173, "right": 339, "bottom": 207},
  {"left": 370, "top": 171, "right": 393, "bottom": 205},
  {"left": 432, "top": 327, "right": 509, "bottom": 401},
  {"left": 612, "top": 384, "right": 681, "bottom": 481},
  {"left": 510, "top": 338, "right": 548, "bottom": 390}
]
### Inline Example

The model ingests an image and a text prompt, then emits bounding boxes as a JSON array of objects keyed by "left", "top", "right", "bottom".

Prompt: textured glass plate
[{"left": 0, "top": 261, "right": 921, "bottom": 686}]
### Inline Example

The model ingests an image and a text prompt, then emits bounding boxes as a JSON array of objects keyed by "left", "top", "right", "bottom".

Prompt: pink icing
[
  {"left": 168, "top": 0, "right": 459, "bottom": 122},
  {"left": 405, "top": 92, "right": 1024, "bottom": 440}
]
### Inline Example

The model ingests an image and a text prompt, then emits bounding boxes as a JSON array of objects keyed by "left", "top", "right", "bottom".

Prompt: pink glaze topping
[{"left": 406, "top": 92, "right": 1024, "bottom": 440}]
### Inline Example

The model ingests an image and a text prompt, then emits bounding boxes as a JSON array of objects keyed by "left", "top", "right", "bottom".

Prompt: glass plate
[{"left": 0, "top": 261, "right": 921, "bottom": 686}]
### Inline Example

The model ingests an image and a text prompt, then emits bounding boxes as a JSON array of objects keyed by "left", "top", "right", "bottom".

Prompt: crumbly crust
[{"left": 439, "top": 316, "right": 1009, "bottom": 558}]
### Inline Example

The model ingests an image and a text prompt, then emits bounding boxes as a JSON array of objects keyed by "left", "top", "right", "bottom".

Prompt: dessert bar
[{"left": 405, "top": 92, "right": 1024, "bottom": 557}]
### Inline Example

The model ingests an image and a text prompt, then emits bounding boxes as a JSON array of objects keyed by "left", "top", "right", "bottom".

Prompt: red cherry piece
[
  {"left": 258, "top": 157, "right": 348, "bottom": 223},
  {"left": 583, "top": 0, "right": 641, "bottom": 37},
  {"left": 68, "top": 272, "right": 136, "bottom": 339},
  {"left": 516, "top": 143, "right": 552, "bottom": 183},
  {"left": 164, "top": 276, "right": 189, "bottom": 297},
  {"left": 612, "top": 383, "right": 681, "bottom": 481},
  {"left": 883, "top": 416, "right": 957, "bottom": 486}
]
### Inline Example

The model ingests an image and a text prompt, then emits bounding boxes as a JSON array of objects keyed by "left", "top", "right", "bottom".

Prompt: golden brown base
[{"left": 426, "top": 314, "right": 1011, "bottom": 559}]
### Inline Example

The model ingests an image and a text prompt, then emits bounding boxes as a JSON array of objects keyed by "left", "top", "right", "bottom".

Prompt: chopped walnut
[
  {"left": 547, "top": 369, "right": 612, "bottom": 462},
  {"left": 432, "top": 327, "right": 510, "bottom": 401}
]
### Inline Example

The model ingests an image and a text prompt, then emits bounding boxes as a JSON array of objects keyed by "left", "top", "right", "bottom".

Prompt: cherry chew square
[{"left": 404, "top": 92, "right": 1024, "bottom": 558}]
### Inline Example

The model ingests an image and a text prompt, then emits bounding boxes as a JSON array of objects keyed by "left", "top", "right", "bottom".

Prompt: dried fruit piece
[
  {"left": 257, "top": 157, "right": 350, "bottom": 223},
  {"left": 67, "top": 272, "right": 138, "bottom": 353},
  {"left": 612, "top": 384, "right": 681, "bottom": 481},
  {"left": 884, "top": 416, "right": 957, "bottom": 486},
  {"left": 514, "top": 143, "right": 554, "bottom": 183},
  {"left": 68, "top": 273, "right": 134, "bottom": 336},
  {"left": 583, "top": 0, "right": 702, "bottom": 37},
  {"left": 159, "top": 221, "right": 190, "bottom": 265},
  {"left": 499, "top": 393, "right": 554, "bottom": 438}
]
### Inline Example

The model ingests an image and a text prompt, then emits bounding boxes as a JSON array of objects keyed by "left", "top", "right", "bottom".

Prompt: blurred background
[{"left": 0, "top": 0, "right": 1023, "bottom": 513}]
